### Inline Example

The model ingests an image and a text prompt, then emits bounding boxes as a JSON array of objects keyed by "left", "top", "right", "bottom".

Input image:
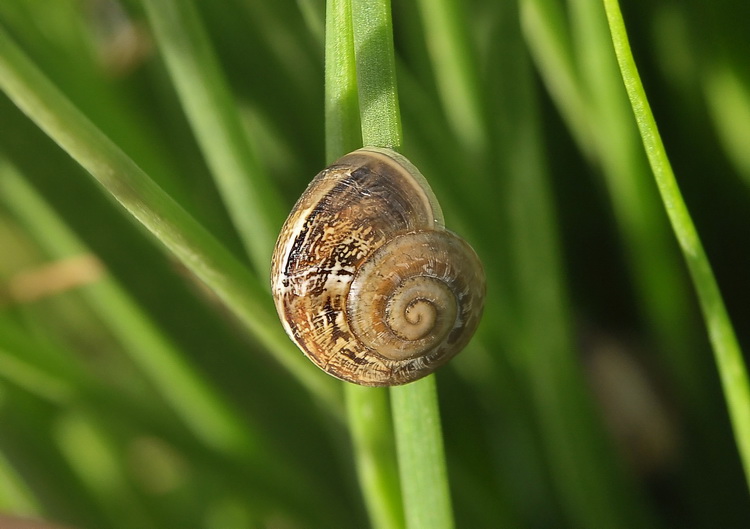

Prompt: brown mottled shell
[{"left": 271, "top": 147, "right": 485, "bottom": 386}]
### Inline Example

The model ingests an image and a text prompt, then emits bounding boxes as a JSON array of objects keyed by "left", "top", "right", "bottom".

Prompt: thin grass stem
[
  {"left": 351, "top": 0, "right": 402, "bottom": 149},
  {"left": 603, "top": 0, "right": 750, "bottom": 491},
  {"left": 350, "top": 0, "right": 454, "bottom": 527},
  {"left": 326, "top": 1, "right": 404, "bottom": 527}
]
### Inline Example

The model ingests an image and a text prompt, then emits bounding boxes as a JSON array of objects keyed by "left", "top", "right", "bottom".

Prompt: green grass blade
[
  {"left": 391, "top": 378, "right": 454, "bottom": 529},
  {"left": 410, "top": 0, "right": 493, "bottom": 220},
  {"left": 520, "top": 0, "right": 596, "bottom": 159},
  {"left": 298, "top": 0, "right": 326, "bottom": 45},
  {"left": 140, "top": 0, "right": 286, "bottom": 276},
  {"left": 704, "top": 61, "right": 750, "bottom": 186},
  {"left": 602, "top": 0, "right": 750, "bottom": 490},
  {"left": 346, "top": 385, "right": 405, "bottom": 529},
  {"left": 351, "top": 0, "right": 402, "bottom": 149},
  {"left": 326, "top": 1, "right": 403, "bottom": 527},
  {"left": 0, "top": 23, "right": 341, "bottom": 411},
  {"left": 350, "top": 0, "right": 454, "bottom": 526},
  {"left": 413, "top": 0, "right": 485, "bottom": 156},
  {"left": 0, "top": 347, "right": 74, "bottom": 406},
  {"left": 325, "top": 0, "right": 361, "bottom": 157},
  {"left": 0, "top": 448, "right": 41, "bottom": 515},
  {"left": 567, "top": 0, "right": 699, "bottom": 404}
]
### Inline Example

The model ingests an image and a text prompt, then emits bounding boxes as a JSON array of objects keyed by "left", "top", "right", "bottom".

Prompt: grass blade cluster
[
  {"left": 0, "top": 0, "right": 749, "bottom": 527},
  {"left": 0, "top": 24, "right": 339, "bottom": 410}
]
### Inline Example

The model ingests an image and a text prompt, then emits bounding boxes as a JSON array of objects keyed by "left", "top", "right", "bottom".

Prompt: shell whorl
[{"left": 271, "top": 147, "right": 485, "bottom": 386}]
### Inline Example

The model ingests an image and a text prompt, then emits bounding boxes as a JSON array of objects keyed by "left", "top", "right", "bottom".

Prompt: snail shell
[{"left": 271, "top": 147, "right": 485, "bottom": 386}]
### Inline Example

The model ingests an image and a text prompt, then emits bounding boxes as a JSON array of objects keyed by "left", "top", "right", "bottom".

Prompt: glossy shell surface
[{"left": 271, "top": 147, "right": 485, "bottom": 386}]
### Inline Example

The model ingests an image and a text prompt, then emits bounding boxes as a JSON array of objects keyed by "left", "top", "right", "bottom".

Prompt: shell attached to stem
[{"left": 271, "top": 147, "right": 485, "bottom": 386}]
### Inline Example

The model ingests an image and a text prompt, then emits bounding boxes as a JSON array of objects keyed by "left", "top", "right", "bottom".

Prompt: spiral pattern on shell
[{"left": 271, "top": 147, "right": 485, "bottom": 386}]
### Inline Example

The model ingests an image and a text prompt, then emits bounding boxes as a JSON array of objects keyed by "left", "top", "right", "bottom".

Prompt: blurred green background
[{"left": 1, "top": 0, "right": 749, "bottom": 527}]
